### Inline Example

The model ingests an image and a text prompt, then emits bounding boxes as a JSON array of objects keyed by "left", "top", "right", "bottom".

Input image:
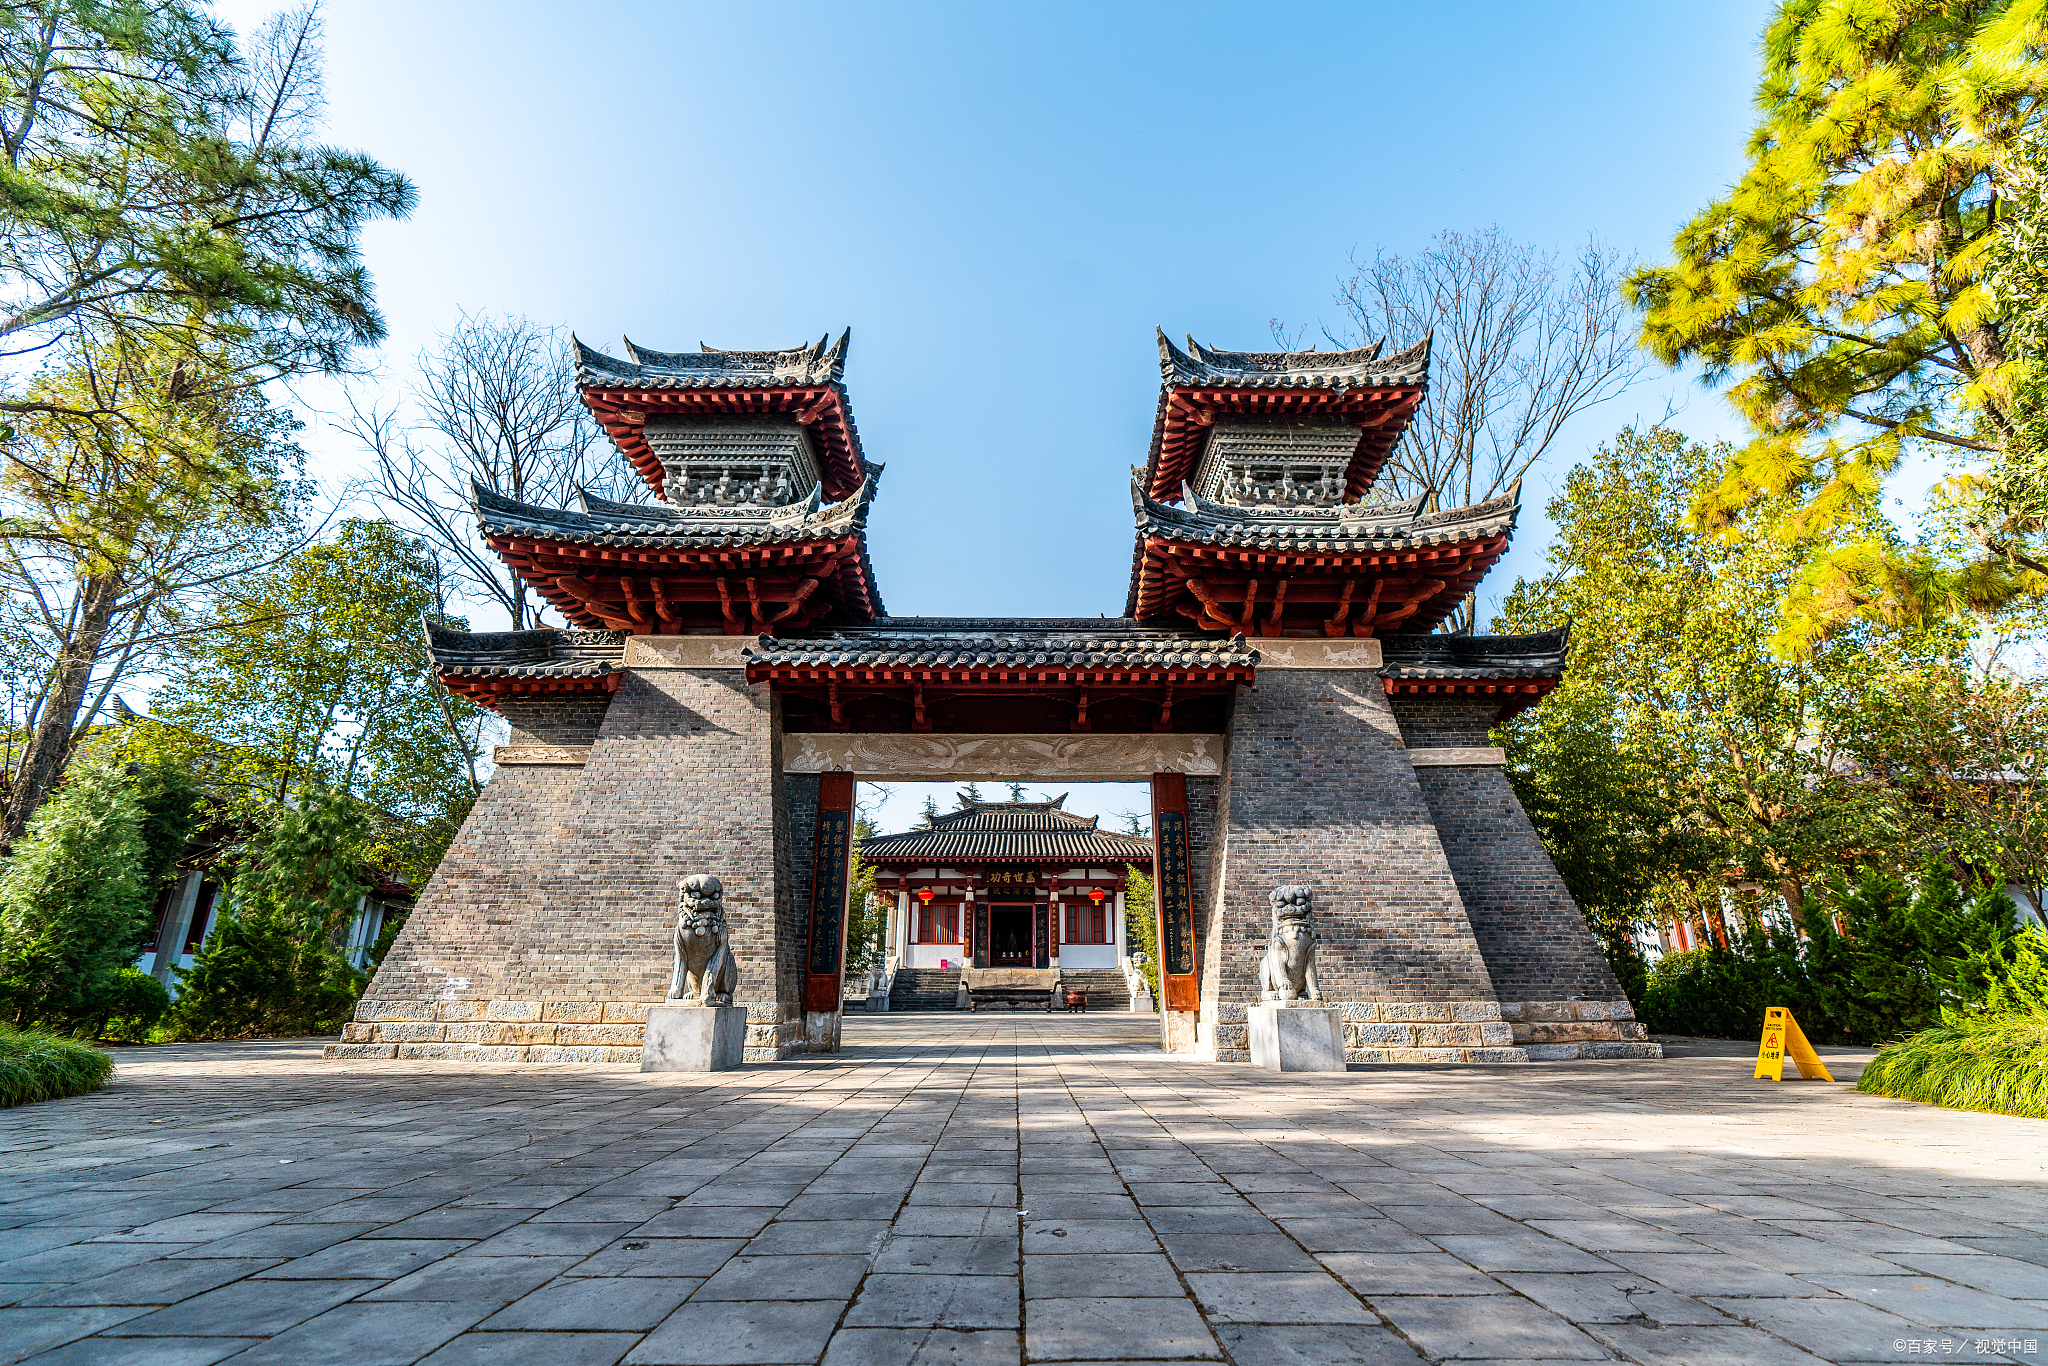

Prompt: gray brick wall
[
  {"left": 502, "top": 694, "right": 616, "bottom": 746},
  {"left": 1413, "top": 763, "right": 1623, "bottom": 1002},
  {"left": 1390, "top": 698, "right": 1499, "bottom": 749},
  {"left": 1203, "top": 671, "right": 1497, "bottom": 1006},
  {"left": 368, "top": 764, "right": 586, "bottom": 1002},
  {"left": 362, "top": 664, "right": 1629, "bottom": 1066},
  {"left": 361, "top": 668, "right": 802, "bottom": 1020}
]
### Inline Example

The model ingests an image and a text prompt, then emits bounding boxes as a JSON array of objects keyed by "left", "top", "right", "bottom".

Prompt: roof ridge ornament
[
  {"left": 1155, "top": 326, "right": 1426, "bottom": 387},
  {"left": 582, "top": 329, "right": 851, "bottom": 387}
]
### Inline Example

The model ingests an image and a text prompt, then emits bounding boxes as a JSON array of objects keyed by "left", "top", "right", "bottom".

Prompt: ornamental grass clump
[
  {"left": 1857, "top": 1013, "right": 2048, "bottom": 1120},
  {"left": 1858, "top": 926, "right": 2048, "bottom": 1120},
  {"left": 0, "top": 1025, "right": 113, "bottom": 1107}
]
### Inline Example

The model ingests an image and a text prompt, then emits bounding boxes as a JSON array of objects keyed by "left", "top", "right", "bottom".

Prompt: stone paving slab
[{"left": 0, "top": 1019, "right": 2043, "bottom": 1365}]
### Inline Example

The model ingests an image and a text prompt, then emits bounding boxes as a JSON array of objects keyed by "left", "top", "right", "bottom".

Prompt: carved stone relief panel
[{"left": 780, "top": 732, "right": 1227, "bottom": 780}]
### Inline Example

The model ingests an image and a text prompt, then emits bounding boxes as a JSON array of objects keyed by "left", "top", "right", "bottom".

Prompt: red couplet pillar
[
  {"left": 803, "top": 772, "right": 856, "bottom": 1015},
  {"left": 1150, "top": 773, "right": 1200, "bottom": 1015}
]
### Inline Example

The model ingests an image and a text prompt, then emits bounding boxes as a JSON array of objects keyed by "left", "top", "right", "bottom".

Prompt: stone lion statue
[
  {"left": 1257, "top": 885, "right": 1320, "bottom": 1003},
  {"left": 669, "top": 874, "right": 739, "bottom": 1007}
]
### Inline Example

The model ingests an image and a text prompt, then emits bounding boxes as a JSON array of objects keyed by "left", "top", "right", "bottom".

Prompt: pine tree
[
  {"left": 1626, "top": 1, "right": 2048, "bottom": 645},
  {"left": 1824, "top": 868, "right": 1941, "bottom": 1042},
  {"left": 0, "top": 759, "right": 148, "bottom": 1026},
  {"left": 1006, "top": 781, "right": 1027, "bottom": 802},
  {"left": 955, "top": 783, "right": 984, "bottom": 808},
  {"left": 919, "top": 796, "right": 940, "bottom": 828}
]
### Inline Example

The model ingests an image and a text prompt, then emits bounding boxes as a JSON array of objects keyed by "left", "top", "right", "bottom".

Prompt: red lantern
[
  {"left": 917, "top": 888, "right": 935, "bottom": 905},
  {"left": 1088, "top": 888, "right": 1106, "bottom": 905}
]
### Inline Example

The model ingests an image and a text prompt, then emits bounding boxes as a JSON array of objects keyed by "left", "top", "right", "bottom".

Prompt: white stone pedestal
[
  {"left": 1248, "top": 1003, "right": 1347, "bottom": 1072},
  {"left": 640, "top": 1004, "right": 745, "bottom": 1072}
]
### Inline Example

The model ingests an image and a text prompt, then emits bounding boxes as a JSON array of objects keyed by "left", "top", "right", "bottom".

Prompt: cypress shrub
[
  {"left": 0, "top": 760, "right": 149, "bottom": 1028},
  {"left": 167, "top": 786, "right": 371, "bottom": 1039}
]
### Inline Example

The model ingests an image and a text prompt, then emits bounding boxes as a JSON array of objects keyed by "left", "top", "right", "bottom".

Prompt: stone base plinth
[
  {"left": 1161, "top": 1009, "right": 1199, "bottom": 1054},
  {"left": 325, "top": 997, "right": 812, "bottom": 1063},
  {"left": 640, "top": 1005, "right": 746, "bottom": 1072},
  {"left": 1248, "top": 1004, "right": 1347, "bottom": 1072},
  {"left": 804, "top": 1009, "right": 842, "bottom": 1053},
  {"left": 1503, "top": 1000, "right": 1664, "bottom": 1058}
]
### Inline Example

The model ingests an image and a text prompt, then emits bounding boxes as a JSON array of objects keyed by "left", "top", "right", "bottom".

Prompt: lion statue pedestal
[
  {"left": 1247, "top": 886, "right": 1346, "bottom": 1073},
  {"left": 642, "top": 874, "right": 747, "bottom": 1073}
]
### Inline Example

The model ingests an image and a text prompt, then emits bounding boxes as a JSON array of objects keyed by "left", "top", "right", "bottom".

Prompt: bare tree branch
[
  {"left": 1305, "top": 227, "right": 1646, "bottom": 631},
  {"left": 349, "top": 313, "right": 649, "bottom": 629}
]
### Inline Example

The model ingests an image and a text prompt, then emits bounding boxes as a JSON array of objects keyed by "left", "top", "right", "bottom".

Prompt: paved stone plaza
[{"left": 1, "top": 1015, "right": 2044, "bottom": 1366}]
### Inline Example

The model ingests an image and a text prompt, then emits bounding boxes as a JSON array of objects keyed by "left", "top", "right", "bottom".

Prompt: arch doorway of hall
[{"left": 988, "top": 902, "right": 1035, "bottom": 967}]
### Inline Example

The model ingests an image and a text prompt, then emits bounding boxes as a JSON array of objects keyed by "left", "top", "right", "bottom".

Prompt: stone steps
[
  {"left": 889, "top": 968, "right": 961, "bottom": 1011},
  {"left": 1057, "top": 968, "right": 1133, "bottom": 1012}
]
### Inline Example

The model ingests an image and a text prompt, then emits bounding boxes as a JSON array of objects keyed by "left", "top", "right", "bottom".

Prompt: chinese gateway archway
[{"left": 334, "top": 330, "right": 1658, "bottom": 1065}]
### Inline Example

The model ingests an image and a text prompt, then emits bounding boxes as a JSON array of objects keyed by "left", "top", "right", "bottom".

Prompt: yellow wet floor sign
[{"left": 1754, "top": 1006, "right": 1833, "bottom": 1081}]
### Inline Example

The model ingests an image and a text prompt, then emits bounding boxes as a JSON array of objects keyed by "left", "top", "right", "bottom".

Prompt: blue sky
[{"left": 211, "top": 0, "right": 1784, "bottom": 832}]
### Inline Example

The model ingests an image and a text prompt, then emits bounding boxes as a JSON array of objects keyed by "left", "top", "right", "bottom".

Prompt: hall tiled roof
[
  {"left": 860, "top": 825, "right": 1153, "bottom": 865},
  {"left": 742, "top": 624, "right": 1258, "bottom": 674},
  {"left": 1158, "top": 331, "right": 1432, "bottom": 390},
  {"left": 575, "top": 331, "right": 850, "bottom": 388},
  {"left": 473, "top": 475, "right": 878, "bottom": 551},
  {"left": 1132, "top": 480, "right": 1519, "bottom": 554},
  {"left": 1379, "top": 625, "right": 1569, "bottom": 681},
  {"left": 929, "top": 797, "right": 1099, "bottom": 831}
]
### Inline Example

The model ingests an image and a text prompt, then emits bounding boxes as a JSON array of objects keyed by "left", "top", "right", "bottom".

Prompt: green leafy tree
[
  {"left": 1841, "top": 658, "right": 2048, "bottom": 919},
  {"left": 0, "top": 758, "right": 145, "bottom": 1025},
  {"left": 1626, "top": 0, "right": 2048, "bottom": 646},
  {"left": 845, "top": 814, "right": 889, "bottom": 982},
  {"left": 0, "top": 351, "right": 308, "bottom": 840},
  {"left": 137, "top": 520, "right": 485, "bottom": 884},
  {"left": 1495, "top": 427, "right": 1935, "bottom": 932}
]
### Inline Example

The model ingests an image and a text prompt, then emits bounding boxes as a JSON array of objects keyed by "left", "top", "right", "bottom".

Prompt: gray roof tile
[
  {"left": 422, "top": 620, "right": 626, "bottom": 680},
  {"left": 1379, "top": 625, "right": 1569, "bottom": 680},
  {"left": 1134, "top": 479, "right": 1519, "bottom": 554},
  {"left": 743, "top": 624, "right": 1258, "bottom": 673}
]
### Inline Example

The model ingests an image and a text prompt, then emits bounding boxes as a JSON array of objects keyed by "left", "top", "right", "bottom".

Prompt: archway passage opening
[{"left": 854, "top": 781, "right": 1161, "bottom": 1009}]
